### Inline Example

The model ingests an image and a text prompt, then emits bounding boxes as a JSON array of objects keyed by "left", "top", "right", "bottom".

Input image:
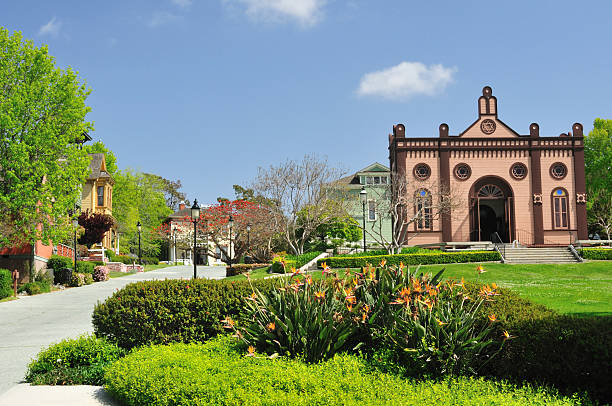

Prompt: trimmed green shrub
[
  {"left": 92, "top": 279, "right": 281, "bottom": 349},
  {"left": 486, "top": 314, "right": 612, "bottom": 404},
  {"left": 335, "top": 248, "right": 442, "bottom": 258},
  {"left": 54, "top": 268, "right": 72, "bottom": 285},
  {"left": 112, "top": 255, "right": 137, "bottom": 265},
  {"left": 47, "top": 255, "right": 72, "bottom": 271},
  {"left": 69, "top": 273, "right": 85, "bottom": 287},
  {"left": 104, "top": 336, "right": 582, "bottom": 406},
  {"left": 269, "top": 260, "right": 294, "bottom": 274},
  {"left": 286, "top": 251, "right": 322, "bottom": 268},
  {"left": 76, "top": 261, "right": 95, "bottom": 274},
  {"left": 84, "top": 273, "right": 94, "bottom": 285},
  {"left": 318, "top": 251, "right": 501, "bottom": 268},
  {"left": 26, "top": 334, "right": 124, "bottom": 385},
  {"left": 18, "top": 280, "right": 51, "bottom": 295},
  {"left": 0, "top": 269, "right": 13, "bottom": 299},
  {"left": 141, "top": 256, "right": 159, "bottom": 265},
  {"left": 580, "top": 247, "right": 612, "bottom": 260}
]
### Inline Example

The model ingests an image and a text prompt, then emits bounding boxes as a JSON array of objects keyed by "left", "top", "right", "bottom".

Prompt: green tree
[
  {"left": 83, "top": 141, "right": 117, "bottom": 174},
  {"left": 112, "top": 169, "right": 173, "bottom": 257},
  {"left": 0, "top": 28, "right": 93, "bottom": 248},
  {"left": 585, "top": 119, "right": 612, "bottom": 239}
]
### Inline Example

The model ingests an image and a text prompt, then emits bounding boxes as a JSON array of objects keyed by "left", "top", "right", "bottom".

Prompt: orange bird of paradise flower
[
  {"left": 266, "top": 322, "right": 276, "bottom": 332},
  {"left": 314, "top": 291, "right": 326, "bottom": 301},
  {"left": 488, "top": 314, "right": 497, "bottom": 323},
  {"left": 502, "top": 331, "right": 516, "bottom": 340},
  {"left": 476, "top": 265, "right": 486, "bottom": 274},
  {"left": 247, "top": 345, "right": 256, "bottom": 356}
]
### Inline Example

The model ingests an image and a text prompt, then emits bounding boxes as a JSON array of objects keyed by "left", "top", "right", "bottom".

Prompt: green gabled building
[{"left": 335, "top": 162, "right": 392, "bottom": 248}]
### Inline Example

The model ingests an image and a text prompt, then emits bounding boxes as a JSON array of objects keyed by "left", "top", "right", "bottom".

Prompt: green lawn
[
  {"left": 225, "top": 266, "right": 271, "bottom": 281},
  {"left": 237, "top": 261, "right": 612, "bottom": 316}
]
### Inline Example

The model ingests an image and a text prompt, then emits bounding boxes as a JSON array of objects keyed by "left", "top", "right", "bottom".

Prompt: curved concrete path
[{"left": 0, "top": 265, "right": 226, "bottom": 399}]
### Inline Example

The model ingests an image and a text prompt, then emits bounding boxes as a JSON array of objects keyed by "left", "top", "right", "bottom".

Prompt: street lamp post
[
  {"left": 72, "top": 215, "right": 79, "bottom": 271},
  {"left": 246, "top": 223, "right": 251, "bottom": 254},
  {"left": 228, "top": 214, "right": 234, "bottom": 271},
  {"left": 360, "top": 186, "right": 367, "bottom": 253},
  {"left": 191, "top": 200, "right": 201, "bottom": 279},
  {"left": 137, "top": 221, "right": 142, "bottom": 264}
]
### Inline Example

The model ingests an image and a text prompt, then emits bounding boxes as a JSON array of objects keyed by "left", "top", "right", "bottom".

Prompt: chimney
[
  {"left": 179, "top": 201, "right": 186, "bottom": 211},
  {"left": 478, "top": 86, "right": 497, "bottom": 117}
]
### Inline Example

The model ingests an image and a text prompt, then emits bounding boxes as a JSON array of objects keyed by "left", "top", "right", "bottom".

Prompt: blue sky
[{"left": 2, "top": 1, "right": 611, "bottom": 205}]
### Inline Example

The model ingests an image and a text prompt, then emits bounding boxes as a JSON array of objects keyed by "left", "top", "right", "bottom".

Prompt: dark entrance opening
[{"left": 469, "top": 177, "right": 515, "bottom": 243}]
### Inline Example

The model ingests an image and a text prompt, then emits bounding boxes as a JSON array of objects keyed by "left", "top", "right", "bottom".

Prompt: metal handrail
[{"left": 491, "top": 232, "right": 505, "bottom": 262}]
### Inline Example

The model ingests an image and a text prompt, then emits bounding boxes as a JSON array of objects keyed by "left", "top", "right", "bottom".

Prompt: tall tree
[
  {"left": 144, "top": 173, "right": 188, "bottom": 211},
  {"left": 0, "top": 28, "right": 93, "bottom": 248},
  {"left": 112, "top": 169, "right": 173, "bottom": 257},
  {"left": 585, "top": 118, "right": 612, "bottom": 239},
  {"left": 83, "top": 141, "right": 117, "bottom": 174},
  {"left": 252, "top": 154, "right": 348, "bottom": 255},
  {"left": 77, "top": 210, "right": 115, "bottom": 247}
]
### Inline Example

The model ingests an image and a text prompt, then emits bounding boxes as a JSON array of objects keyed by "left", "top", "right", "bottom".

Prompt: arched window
[
  {"left": 415, "top": 189, "right": 432, "bottom": 230},
  {"left": 552, "top": 188, "right": 568, "bottom": 229}
]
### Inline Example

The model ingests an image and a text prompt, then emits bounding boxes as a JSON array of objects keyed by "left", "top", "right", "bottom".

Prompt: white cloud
[
  {"left": 148, "top": 11, "right": 181, "bottom": 27},
  {"left": 171, "top": 0, "right": 193, "bottom": 8},
  {"left": 357, "top": 62, "right": 457, "bottom": 100},
  {"left": 227, "top": 0, "right": 326, "bottom": 26},
  {"left": 38, "top": 17, "right": 62, "bottom": 37}
]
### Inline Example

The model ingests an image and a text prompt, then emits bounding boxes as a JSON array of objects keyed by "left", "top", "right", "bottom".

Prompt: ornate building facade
[{"left": 388, "top": 86, "right": 587, "bottom": 246}]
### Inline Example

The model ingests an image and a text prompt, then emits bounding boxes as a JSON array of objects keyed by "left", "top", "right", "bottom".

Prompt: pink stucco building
[{"left": 389, "top": 86, "right": 587, "bottom": 246}]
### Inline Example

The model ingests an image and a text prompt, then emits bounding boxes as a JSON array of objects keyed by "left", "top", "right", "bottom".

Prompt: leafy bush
[
  {"left": 92, "top": 279, "right": 281, "bottom": 349},
  {"left": 486, "top": 314, "right": 612, "bottom": 404},
  {"left": 76, "top": 261, "right": 95, "bottom": 274},
  {"left": 335, "top": 248, "right": 441, "bottom": 258},
  {"left": 47, "top": 255, "right": 72, "bottom": 271},
  {"left": 93, "top": 266, "right": 109, "bottom": 282},
  {"left": 84, "top": 273, "right": 94, "bottom": 285},
  {"left": 0, "top": 269, "right": 13, "bottom": 299},
  {"left": 580, "top": 247, "right": 612, "bottom": 260},
  {"left": 227, "top": 274, "right": 361, "bottom": 362},
  {"left": 112, "top": 255, "right": 137, "bottom": 265},
  {"left": 18, "top": 280, "right": 51, "bottom": 295},
  {"left": 54, "top": 268, "right": 72, "bottom": 285},
  {"left": 69, "top": 273, "right": 85, "bottom": 287},
  {"left": 286, "top": 251, "right": 322, "bottom": 268},
  {"left": 104, "top": 336, "right": 582, "bottom": 406},
  {"left": 228, "top": 264, "right": 502, "bottom": 372},
  {"left": 318, "top": 251, "right": 501, "bottom": 268},
  {"left": 26, "top": 334, "right": 124, "bottom": 385},
  {"left": 141, "top": 256, "right": 159, "bottom": 265}
]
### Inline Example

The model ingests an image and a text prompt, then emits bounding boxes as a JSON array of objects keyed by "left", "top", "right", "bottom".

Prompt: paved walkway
[{"left": 0, "top": 265, "right": 226, "bottom": 398}]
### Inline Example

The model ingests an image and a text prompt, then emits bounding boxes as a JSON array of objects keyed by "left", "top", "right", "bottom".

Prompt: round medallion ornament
[
  {"left": 413, "top": 163, "right": 431, "bottom": 181},
  {"left": 480, "top": 119, "right": 496, "bottom": 135},
  {"left": 550, "top": 162, "right": 567, "bottom": 180},
  {"left": 510, "top": 163, "right": 528, "bottom": 180},
  {"left": 453, "top": 163, "right": 471, "bottom": 181}
]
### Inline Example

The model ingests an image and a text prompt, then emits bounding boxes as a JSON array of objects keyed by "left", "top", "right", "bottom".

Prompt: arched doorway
[{"left": 469, "top": 176, "right": 515, "bottom": 243}]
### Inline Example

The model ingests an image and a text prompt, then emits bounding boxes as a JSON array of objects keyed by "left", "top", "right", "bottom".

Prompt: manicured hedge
[
  {"left": 287, "top": 251, "right": 322, "bottom": 268},
  {"left": 0, "top": 269, "right": 13, "bottom": 299},
  {"left": 26, "top": 334, "right": 124, "bottom": 385},
  {"left": 92, "top": 279, "right": 281, "bottom": 349},
  {"left": 318, "top": 251, "right": 501, "bottom": 268},
  {"left": 141, "top": 256, "right": 159, "bottom": 265},
  {"left": 104, "top": 336, "right": 579, "bottom": 406},
  {"left": 76, "top": 261, "right": 95, "bottom": 274},
  {"left": 487, "top": 315, "right": 612, "bottom": 403},
  {"left": 54, "top": 268, "right": 72, "bottom": 285},
  {"left": 47, "top": 255, "right": 72, "bottom": 271},
  {"left": 580, "top": 247, "right": 612, "bottom": 260}
]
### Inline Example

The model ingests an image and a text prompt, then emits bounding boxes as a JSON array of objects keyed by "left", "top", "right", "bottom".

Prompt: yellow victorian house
[{"left": 81, "top": 153, "right": 117, "bottom": 252}]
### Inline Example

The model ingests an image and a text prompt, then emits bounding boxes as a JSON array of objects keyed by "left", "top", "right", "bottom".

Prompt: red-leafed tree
[{"left": 77, "top": 210, "right": 115, "bottom": 247}]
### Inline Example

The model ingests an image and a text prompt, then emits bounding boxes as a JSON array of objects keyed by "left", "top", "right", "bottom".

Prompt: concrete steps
[{"left": 502, "top": 247, "right": 580, "bottom": 264}]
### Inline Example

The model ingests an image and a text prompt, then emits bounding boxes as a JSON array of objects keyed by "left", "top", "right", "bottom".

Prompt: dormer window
[{"left": 97, "top": 186, "right": 104, "bottom": 207}]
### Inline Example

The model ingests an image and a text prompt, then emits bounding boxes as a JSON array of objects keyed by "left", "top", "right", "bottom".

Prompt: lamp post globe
[
  {"left": 72, "top": 216, "right": 79, "bottom": 271},
  {"left": 360, "top": 186, "right": 367, "bottom": 253},
  {"left": 228, "top": 214, "right": 234, "bottom": 271},
  {"left": 137, "top": 221, "right": 142, "bottom": 264},
  {"left": 191, "top": 199, "right": 200, "bottom": 279}
]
